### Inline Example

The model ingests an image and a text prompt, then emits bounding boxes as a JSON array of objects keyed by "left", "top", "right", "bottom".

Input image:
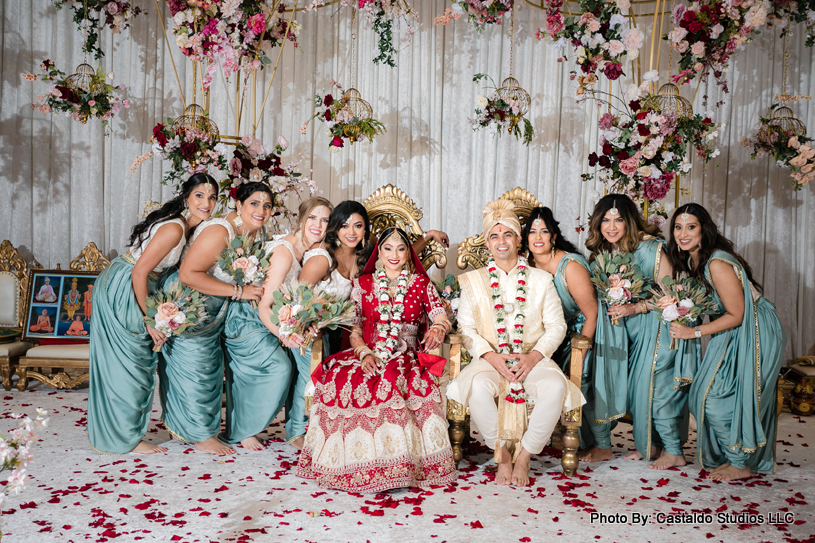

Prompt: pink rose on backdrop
[
  {"left": 233, "top": 257, "right": 251, "bottom": 271},
  {"left": 278, "top": 135, "right": 289, "bottom": 150},
  {"left": 229, "top": 157, "right": 242, "bottom": 176},
  {"left": 620, "top": 156, "right": 640, "bottom": 176},
  {"left": 277, "top": 305, "right": 292, "bottom": 323},
  {"left": 607, "top": 40, "right": 625, "bottom": 57},
  {"left": 599, "top": 112, "right": 615, "bottom": 131},
  {"left": 691, "top": 42, "right": 705, "bottom": 57}
]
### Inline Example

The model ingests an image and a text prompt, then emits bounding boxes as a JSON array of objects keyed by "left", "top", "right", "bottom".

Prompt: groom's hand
[
  {"left": 510, "top": 352, "right": 543, "bottom": 383},
  {"left": 482, "top": 352, "right": 519, "bottom": 382}
]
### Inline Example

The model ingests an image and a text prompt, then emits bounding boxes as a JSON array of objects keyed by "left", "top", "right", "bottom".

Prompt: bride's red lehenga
[{"left": 296, "top": 251, "right": 456, "bottom": 492}]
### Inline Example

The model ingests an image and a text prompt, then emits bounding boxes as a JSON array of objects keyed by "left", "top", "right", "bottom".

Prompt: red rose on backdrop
[
  {"left": 604, "top": 63, "right": 623, "bottom": 80},
  {"left": 229, "top": 186, "right": 239, "bottom": 200},
  {"left": 324, "top": 94, "right": 334, "bottom": 107},
  {"left": 180, "top": 141, "right": 198, "bottom": 160},
  {"left": 272, "top": 167, "right": 285, "bottom": 176},
  {"left": 323, "top": 110, "right": 332, "bottom": 122},
  {"left": 688, "top": 20, "right": 704, "bottom": 34},
  {"left": 153, "top": 124, "right": 168, "bottom": 146},
  {"left": 330, "top": 136, "right": 343, "bottom": 148},
  {"left": 602, "top": 141, "right": 614, "bottom": 155}
]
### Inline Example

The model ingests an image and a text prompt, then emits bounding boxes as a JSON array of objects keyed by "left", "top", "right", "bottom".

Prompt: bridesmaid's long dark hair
[
  {"left": 585, "top": 194, "right": 662, "bottom": 259},
  {"left": 520, "top": 206, "right": 580, "bottom": 259},
  {"left": 325, "top": 200, "right": 371, "bottom": 278},
  {"left": 667, "top": 203, "right": 763, "bottom": 294},
  {"left": 128, "top": 173, "right": 219, "bottom": 248}
]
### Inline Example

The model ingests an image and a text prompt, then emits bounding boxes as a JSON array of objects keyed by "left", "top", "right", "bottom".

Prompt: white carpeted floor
[{"left": 1, "top": 385, "right": 813, "bottom": 543}]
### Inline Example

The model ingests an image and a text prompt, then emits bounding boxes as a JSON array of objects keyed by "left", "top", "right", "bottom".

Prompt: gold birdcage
[
  {"left": 655, "top": 83, "right": 693, "bottom": 119},
  {"left": 339, "top": 88, "right": 373, "bottom": 143},
  {"left": 758, "top": 106, "right": 807, "bottom": 145},
  {"left": 496, "top": 77, "right": 531, "bottom": 132},
  {"left": 65, "top": 63, "right": 96, "bottom": 93},
  {"left": 171, "top": 103, "right": 220, "bottom": 140}
]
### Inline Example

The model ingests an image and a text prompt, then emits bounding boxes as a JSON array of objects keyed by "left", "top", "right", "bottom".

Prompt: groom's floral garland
[
  {"left": 488, "top": 256, "right": 528, "bottom": 403},
  {"left": 374, "top": 266, "right": 410, "bottom": 362}
]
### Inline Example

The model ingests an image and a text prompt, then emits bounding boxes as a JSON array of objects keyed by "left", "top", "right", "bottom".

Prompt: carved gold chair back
[
  {"left": 455, "top": 187, "right": 541, "bottom": 270},
  {"left": 0, "top": 240, "right": 30, "bottom": 329},
  {"left": 363, "top": 184, "right": 447, "bottom": 270},
  {"left": 70, "top": 242, "right": 110, "bottom": 272}
]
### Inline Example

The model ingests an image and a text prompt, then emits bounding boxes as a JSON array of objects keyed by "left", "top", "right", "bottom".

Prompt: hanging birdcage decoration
[
  {"left": 339, "top": 88, "right": 373, "bottom": 144},
  {"left": 65, "top": 63, "right": 96, "bottom": 93},
  {"left": 758, "top": 106, "right": 807, "bottom": 145},
  {"left": 655, "top": 83, "right": 693, "bottom": 119},
  {"left": 171, "top": 103, "right": 220, "bottom": 140},
  {"left": 496, "top": 77, "right": 531, "bottom": 133}
]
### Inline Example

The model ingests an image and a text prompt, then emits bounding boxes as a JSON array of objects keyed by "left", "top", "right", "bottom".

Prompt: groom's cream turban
[{"left": 482, "top": 199, "right": 522, "bottom": 239}]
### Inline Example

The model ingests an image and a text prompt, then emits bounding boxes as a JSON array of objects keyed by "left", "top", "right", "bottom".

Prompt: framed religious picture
[{"left": 22, "top": 269, "right": 100, "bottom": 342}]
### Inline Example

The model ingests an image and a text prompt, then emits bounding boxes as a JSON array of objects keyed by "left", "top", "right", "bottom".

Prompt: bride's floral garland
[
  {"left": 488, "top": 256, "right": 528, "bottom": 403},
  {"left": 374, "top": 266, "right": 409, "bottom": 362}
]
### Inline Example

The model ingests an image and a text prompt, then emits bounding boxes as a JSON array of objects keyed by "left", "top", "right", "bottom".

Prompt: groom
[{"left": 447, "top": 201, "right": 585, "bottom": 486}]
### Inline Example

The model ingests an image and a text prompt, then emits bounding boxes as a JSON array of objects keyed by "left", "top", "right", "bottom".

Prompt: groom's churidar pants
[{"left": 468, "top": 364, "right": 566, "bottom": 455}]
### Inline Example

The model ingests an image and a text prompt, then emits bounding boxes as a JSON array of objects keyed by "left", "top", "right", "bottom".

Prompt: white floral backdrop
[{"left": 1, "top": 0, "right": 813, "bottom": 360}]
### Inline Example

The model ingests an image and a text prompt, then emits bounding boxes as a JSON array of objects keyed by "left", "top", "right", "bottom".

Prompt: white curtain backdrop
[{"left": 2, "top": 1, "right": 813, "bottom": 360}]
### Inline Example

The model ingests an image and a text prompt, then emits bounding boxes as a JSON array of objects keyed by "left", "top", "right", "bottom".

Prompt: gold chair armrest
[
  {"left": 445, "top": 333, "right": 463, "bottom": 380},
  {"left": 568, "top": 333, "right": 591, "bottom": 390},
  {"left": 310, "top": 333, "right": 323, "bottom": 376}
]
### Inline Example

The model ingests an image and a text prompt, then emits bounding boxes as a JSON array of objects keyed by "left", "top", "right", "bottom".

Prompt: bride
[{"left": 296, "top": 227, "right": 457, "bottom": 492}]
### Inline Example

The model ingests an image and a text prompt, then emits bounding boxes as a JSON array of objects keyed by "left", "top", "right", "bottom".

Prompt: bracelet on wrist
[{"left": 237, "top": 284, "right": 243, "bottom": 300}]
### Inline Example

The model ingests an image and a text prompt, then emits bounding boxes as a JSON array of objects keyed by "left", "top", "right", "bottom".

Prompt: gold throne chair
[
  {"left": 447, "top": 187, "right": 587, "bottom": 477},
  {"left": 306, "top": 184, "right": 448, "bottom": 408}
]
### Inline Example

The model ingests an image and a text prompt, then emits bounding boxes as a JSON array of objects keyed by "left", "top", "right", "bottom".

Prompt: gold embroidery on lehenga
[{"left": 339, "top": 380, "right": 353, "bottom": 408}]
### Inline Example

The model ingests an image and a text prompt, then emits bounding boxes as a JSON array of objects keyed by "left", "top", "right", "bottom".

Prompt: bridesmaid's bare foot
[
  {"left": 131, "top": 441, "right": 167, "bottom": 454},
  {"left": 579, "top": 446, "right": 612, "bottom": 463},
  {"left": 623, "top": 446, "right": 660, "bottom": 460},
  {"left": 511, "top": 449, "right": 532, "bottom": 487},
  {"left": 709, "top": 465, "right": 751, "bottom": 481},
  {"left": 195, "top": 437, "right": 234, "bottom": 456},
  {"left": 290, "top": 436, "right": 305, "bottom": 451},
  {"left": 649, "top": 451, "right": 687, "bottom": 470},
  {"left": 495, "top": 446, "right": 513, "bottom": 486},
  {"left": 709, "top": 462, "right": 730, "bottom": 473},
  {"left": 240, "top": 436, "right": 266, "bottom": 451}
]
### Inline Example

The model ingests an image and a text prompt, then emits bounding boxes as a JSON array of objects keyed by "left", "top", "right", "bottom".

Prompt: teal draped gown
[
  {"left": 222, "top": 299, "right": 293, "bottom": 443},
  {"left": 552, "top": 253, "right": 629, "bottom": 450},
  {"left": 626, "top": 238, "right": 699, "bottom": 459},
  {"left": 158, "top": 218, "right": 234, "bottom": 444},
  {"left": 88, "top": 218, "right": 186, "bottom": 454},
  {"left": 688, "top": 251, "right": 785, "bottom": 473}
]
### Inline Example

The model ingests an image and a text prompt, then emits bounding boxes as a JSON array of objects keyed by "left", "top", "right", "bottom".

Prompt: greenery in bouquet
[
  {"left": 306, "top": 81, "right": 386, "bottom": 151},
  {"left": 23, "top": 59, "right": 129, "bottom": 135},
  {"left": 435, "top": 0, "right": 513, "bottom": 32},
  {"left": 665, "top": 0, "right": 769, "bottom": 99},
  {"left": 217, "top": 236, "right": 271, "bottom": 287},
  {"left": 471, "top": 74, "right": 534, "bottom": 145},
  {"left": 132, "top": 118, "right": 229, "bottom": 191},
  {"left": 143, "top": 280, "right": 207, "bottom": 351},
  {"left": 589, "top": 252, "right": 650, "bottom": 324},
  {"left": 648, "top": 275, "right": 718, "bottom": 348},
  {"left": 268, "top": 284, "right": 356, "bottom": 353},
  {"left": 741, "top": 103, "right": 815, "bottom": 189},
  {"left": 221, "top": 134, "right": 317, "bottom": 228},
  {"left": 581, "top": 83, "right": 721, "bottom": 223},
  {"left": 55, "top": 0, "right": 142, "bottom": 59},
  {"left": 0, "top": 408, "right": 49, "bottom": 512},
  {"left": 168, "top": 0, "right": 301, "bottom": 89},
  {"left": 535, "top": 0, "right": 645, "bottom": 96}
]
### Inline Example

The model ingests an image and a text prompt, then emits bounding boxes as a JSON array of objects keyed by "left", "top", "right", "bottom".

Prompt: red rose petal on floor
[
  {"left": 469, "top": 520, "right": 483, "bottom": 528},
  {"left": 19, "top": 502, "right": 37, "bottom": 509},
  {"left": 520, "top": 538, "right": 531, "bottom": 542},
  {"left": 213, "top": 485, "right": 228, "bottom": 492}
]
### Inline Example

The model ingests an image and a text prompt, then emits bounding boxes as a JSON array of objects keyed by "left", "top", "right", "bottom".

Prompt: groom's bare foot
[
  {"left": 709, "top": 465, "right": 751, "bottom": 481},
  {"left": 131, "top": 440, "right": 167, "bottom": 454},
  {"left": 649, "top": 451, "right": 687, "bottom": 470},
  {"left": 579, "top": 446, "right": 612, "bottom": 463},
  {"left": 195, "top": 437, "right": 234, "bottom": 456},
  {"left": 495, "top": 445, "right": 513, "bottom": 486},
  {"left": 240, "top": 436, "right": 266, "bottom": 451},
  {"left": 511, "top": 448, "right": 532, "bottom": 487},
  {"left": 290, "top": 436, "right": 305, "bottom": 451}
]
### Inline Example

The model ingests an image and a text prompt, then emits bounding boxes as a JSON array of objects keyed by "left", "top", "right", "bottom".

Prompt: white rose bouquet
[{"left": 143, "top": 281, "right": 207, "bottom": 351}]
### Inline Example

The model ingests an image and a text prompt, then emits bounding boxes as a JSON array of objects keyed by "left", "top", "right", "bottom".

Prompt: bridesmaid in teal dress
[
  {"left": 159, "top": 182, "right": 269, "bottom": 455},
  {"left": 589, "top": 195, "right": 695, "bottom": 470},
  {"left": 667, "top": 204, "right": 785, "bottom": 481},
  {"left": 224, "top": 197, "right": 332, "bottom": 451},
  {"left": 521, "top": 207, "right": 611, "bottom": 462},
  {"left": 88, "top": 174, "right": 219, "bottom": 454}
]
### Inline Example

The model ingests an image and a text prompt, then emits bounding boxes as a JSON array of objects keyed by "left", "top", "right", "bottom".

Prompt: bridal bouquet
[
  {"left": 649, "top": 275, "right": 717, "bottom": 349},
  {"left": 1, "top": 408, "right": 49, "bottom": 509},
  {"left": 143, "top": 281, "right": 207, "bottom": 351},
  {"left": 268, "top": 284, "right": 356, "bottom": 354},
  {"left": 589, "top": 252, "right": 650, "bottom": 324}
]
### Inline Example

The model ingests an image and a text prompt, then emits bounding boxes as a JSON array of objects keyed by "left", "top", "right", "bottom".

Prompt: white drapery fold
[{"left": 1, "top": 1, "right": 813, "bottom": 359}]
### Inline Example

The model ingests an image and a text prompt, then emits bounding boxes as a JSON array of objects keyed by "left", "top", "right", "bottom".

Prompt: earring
[
  {"left": 334, "top": 238, "right": 341, "bottom": 247},
  {"left": 550, "top": 244, "right": 556, "bottom": 258},
  {"left": 181, "top": 205, "right": 191, "bottom": 220},
  {"left": 233, "top": 209, "right": 243, "bottom": 228}
]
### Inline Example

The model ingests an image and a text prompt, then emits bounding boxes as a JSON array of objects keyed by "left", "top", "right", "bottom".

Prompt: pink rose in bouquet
[
  {"left": 157, "top": 302, "right": 179, "bottom": 321},
  {"left": 232, "top": 257, "right": 251, "bottom": 271},
  {"left": 277, "top": 305, "right": 293, "bottom": 323}
]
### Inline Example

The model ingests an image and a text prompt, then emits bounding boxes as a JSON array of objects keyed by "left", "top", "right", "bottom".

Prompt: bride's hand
[
  {"left": 361, "top": 354, "right": 381, "bottom": 376},
  {"left": 421, "top": 326, "right": 444, "bottom": 352}
]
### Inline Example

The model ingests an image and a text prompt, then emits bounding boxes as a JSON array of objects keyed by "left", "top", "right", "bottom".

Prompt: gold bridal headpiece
[{"left": 482, "top": 199, "right": 521, "bottom": 238}]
